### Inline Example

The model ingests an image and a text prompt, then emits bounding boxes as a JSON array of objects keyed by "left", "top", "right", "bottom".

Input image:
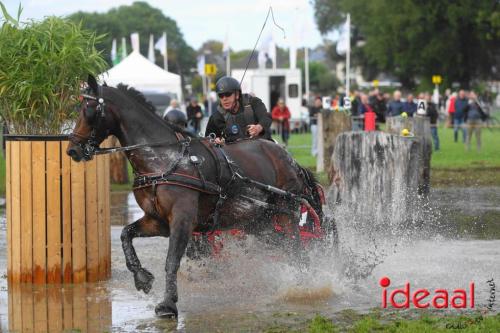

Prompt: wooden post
[{"left": 5, "top": 135, "right": 111, "bottom": 284}]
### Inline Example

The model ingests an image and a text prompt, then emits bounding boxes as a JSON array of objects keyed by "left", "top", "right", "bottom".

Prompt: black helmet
[
  {"left": 215, "top": 76, "right": 240, "bottom": 94},
  {"left": 164, "top": 109, "right": 187, "bottom": 128}
]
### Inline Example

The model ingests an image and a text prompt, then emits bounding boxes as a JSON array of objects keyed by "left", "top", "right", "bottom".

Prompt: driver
[{"left": 205, "top": 76, "right": 272, "bottom": 144}]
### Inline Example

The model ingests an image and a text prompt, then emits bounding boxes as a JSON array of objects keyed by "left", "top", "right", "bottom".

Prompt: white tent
[{"left": 99, "top": 50, "right": 182, "bottom": 101}]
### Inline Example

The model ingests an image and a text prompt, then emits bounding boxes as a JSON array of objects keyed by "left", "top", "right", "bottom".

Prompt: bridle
[{"left": 69, "top": 93, "right": 107, "bottom": 160}]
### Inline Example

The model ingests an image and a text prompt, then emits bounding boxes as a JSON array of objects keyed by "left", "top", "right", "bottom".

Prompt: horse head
[{"left": 67, "top": 75, "right": 115, "bottom": 162}]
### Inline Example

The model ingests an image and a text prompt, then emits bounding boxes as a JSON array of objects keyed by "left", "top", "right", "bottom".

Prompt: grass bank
[{"left": 263, "top": 311, "right": 500, "bottom": 333}]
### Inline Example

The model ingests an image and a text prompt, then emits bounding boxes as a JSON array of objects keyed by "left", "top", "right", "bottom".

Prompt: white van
[{"left": 231, "top": 68, "right": 308, "bottom": 131}]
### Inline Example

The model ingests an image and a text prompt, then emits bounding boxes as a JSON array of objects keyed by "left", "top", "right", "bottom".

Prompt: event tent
[{"left": 99, "top": 50, "right": 182, "bottom": 101}]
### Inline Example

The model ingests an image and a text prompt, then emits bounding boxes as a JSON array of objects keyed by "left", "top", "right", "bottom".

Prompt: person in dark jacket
[
  {"left": 186, "top": 98, "right": 203, "bottom": 133},
  {"left": 453, "top": 89, "right": 468, "bottom": 143},
  {"left": 465, "top": 91, "right": 486, "bottom": 151},
  {"left": 205, "top": 76, "right": 272, "bottom": 144},
  {"left": 403, "top": 94, "right": 417, "bottom": 117},
  {"left": 425, "top": 93, "right": 440, "bottom": 151},
  {"left": 387, "top": 90, "right": 404, "bottom": 117}
]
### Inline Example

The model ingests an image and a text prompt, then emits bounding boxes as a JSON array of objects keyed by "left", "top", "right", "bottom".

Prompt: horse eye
[{"left": 84, "top": 106, "right": 97, "bottom": 120}]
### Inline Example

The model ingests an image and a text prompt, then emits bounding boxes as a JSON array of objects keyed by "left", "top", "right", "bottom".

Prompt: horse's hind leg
[{"left": 121, "top": 215, "right": 168, "bottom": 294}]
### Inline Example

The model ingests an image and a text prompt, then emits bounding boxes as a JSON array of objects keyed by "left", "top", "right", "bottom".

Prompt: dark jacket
[
  {"left": 205, "top": 94, "right": 272, "bottom": 142},
  {"left": 388, "top": 100, "right": 404, "bottom": 117},
  {"left": 403, "top": 101, "right": 417, "bottom": 117},
  {"left": 465, "top": 100, "right": 487, "bottom": 122},
  {"left": 426, "top": 102, "right": 439, "bottom": 124},
  {"left": 309, "top": 106, "right": 322, "bottom": 125},
  {"left": 454, "top": 97, "right": 468, "bottom": 120}
]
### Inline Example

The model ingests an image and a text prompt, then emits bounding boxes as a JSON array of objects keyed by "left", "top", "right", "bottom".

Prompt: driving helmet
[
  {"left": 215, "top": 76, "right": 240, "bottom": 95},
  {"left": 164, "top": 109, "right": 188, "bottom": 128}
]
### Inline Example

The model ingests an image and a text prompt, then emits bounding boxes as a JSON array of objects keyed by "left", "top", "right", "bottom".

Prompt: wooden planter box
[{"left": 5, "top": 135, "right": 111, "bottom": 284}]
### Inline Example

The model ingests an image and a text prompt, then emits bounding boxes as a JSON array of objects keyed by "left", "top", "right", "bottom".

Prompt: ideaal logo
[{"left": 379, "top": 276, "right": 475, "bottom": 309}]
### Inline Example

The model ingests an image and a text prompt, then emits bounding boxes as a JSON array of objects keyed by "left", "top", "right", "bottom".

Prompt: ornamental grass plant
[{"left": 0, "top": 3, "right": 107, "bottom": 134}]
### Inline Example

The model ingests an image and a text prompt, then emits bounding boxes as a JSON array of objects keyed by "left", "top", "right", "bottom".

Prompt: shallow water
[{"left": 0, "top": 187, "right": 499, "bottom": 332}]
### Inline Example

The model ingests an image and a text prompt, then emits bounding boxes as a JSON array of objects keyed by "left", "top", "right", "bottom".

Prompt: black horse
[{"left": 67, "top": 76, "right": 325, "bottom": 318}]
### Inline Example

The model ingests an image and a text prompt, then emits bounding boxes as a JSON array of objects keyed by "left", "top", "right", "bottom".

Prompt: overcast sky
[{"left": 2, "top": 0, "right": 326, "bottom": 51}]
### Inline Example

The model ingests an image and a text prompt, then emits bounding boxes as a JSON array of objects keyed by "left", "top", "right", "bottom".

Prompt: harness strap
[{"left": 133, "top": 172, "right": 222, "bottom": 194}]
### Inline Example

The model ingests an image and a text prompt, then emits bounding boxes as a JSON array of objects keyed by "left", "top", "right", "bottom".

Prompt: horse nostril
[
  {"left": 67, "top": 147, "right": 82, "bottom": 161},
  {"left": 67, "top": 147, "right": 77, "bottom": 157}
]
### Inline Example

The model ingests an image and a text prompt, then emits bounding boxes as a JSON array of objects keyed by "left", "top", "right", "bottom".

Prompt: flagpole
[
  {"left": 163, "top": 32, "right": 168, "bottom": 71},
  {"left": 226, "top": 51, "right": 230, "bottom": 76},
  {"left": 345, "top": 13, "right": 351, "bottom": 96},
  {"left": 305, "top": 47, "right": 310, "bottom": 103}
]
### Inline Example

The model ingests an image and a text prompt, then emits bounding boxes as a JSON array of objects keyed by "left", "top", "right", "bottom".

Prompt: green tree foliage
[
  {"left": 68, "top": 1, "right": 196, "bottom": 78},
  {"left": 298, "top": 60, "right": 340, "bottom": 95},
  {"left": 313, "top": 0, "right": 500, "bottom": 88},
  {"left": 0, "top": 7, "right": 107, "bottom": 134}
]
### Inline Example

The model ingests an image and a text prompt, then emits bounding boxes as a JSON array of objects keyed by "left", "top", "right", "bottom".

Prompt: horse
[{"left": 67, "top": 75, "right": 325, "bottom": 318}]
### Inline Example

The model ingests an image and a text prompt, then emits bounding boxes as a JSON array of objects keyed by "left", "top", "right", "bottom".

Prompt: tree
[
  {"left": 298, "top": 60, "right": 340, "bottom": 95},
  {"left": 313, "top": 0, "right": 500, "bottom": 88},
  {"left": 68, "top": 2, "right": 196, "bottom": 79}
]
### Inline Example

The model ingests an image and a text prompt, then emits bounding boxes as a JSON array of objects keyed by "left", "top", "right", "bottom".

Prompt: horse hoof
[
  {"left": 155, "top": 300, "right": 178, "bottom": 318},
  {"left": 134, "top": 268, "right": 154, "bottom": 294}
]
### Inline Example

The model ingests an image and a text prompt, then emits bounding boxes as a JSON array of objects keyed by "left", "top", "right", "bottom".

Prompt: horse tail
[{"left": 300, "top": 166, "right": 325, "bottom": 222}]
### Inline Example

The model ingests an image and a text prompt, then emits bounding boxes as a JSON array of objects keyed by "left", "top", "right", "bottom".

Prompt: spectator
[
  {"left": 403, "top": 94, "right": 417, "bottom": 117},
  {"left": 187, "top": 97, "right": 203, "bottom": 134},
  {"left": 454, "top": 90, "right": 468, "bottom": 143},
  {"left": 465, "top": 91, "right": 487, "bottom": 151},
  {"left": 371, "top": 90, "right": 387, "bottom": 123},
  {"left": 425, "top": 92, "right": 440, "bottom": 151},
  {"left": 163, "top": 99, "right": 181, "bottom": 119},
  {"left": 271, "top": 98, "right": 291, "bottom": 146},
  {"left": 309, "top": 96, "right": 323, "bottom": 157},
  {"left": 387, "top": 90, "right": 404, "bottom": 117},
  {"left": 446, "top": 91, "right": 457, "bottom": 128},
  {"left": 358, "top": 93, "right": 373, "bottom": 115}
]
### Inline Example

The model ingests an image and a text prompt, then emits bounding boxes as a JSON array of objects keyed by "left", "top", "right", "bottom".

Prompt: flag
[
  {"left": 121, "top": 37, "right": 127, "bottom": 59},
  {"left": 197, "top": 54, "right": 205, "bottom": 75},
  {"left": 336, "top": 18, "right": 350, "bottom": 56},
  {"left": 130, "top": 32, "right": 140, "bottom": 53},
  {"left": 111, "top": 38, "right": 118, "bottom": 65},
  {"left": 155, "top": 32, "right": 168, "bottom": 71},
  {"left": 258, "top": 32, "right": 276, "bottom": 69},
  {"left": 148, "top": 34, "right": 155, "bottom": 62},
  {"left": 155, "top": 32, "right": 167, "bottom": 56}
]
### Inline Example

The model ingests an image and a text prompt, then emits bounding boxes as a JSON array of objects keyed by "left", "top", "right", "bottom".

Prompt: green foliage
[
  {"left": 298, "top": 60, "right": 340, "bottom": 95},
  {"left": 0, "top": 5, "right": 107, "bottom": 134},
  {"left": 67, "top": 1, "right": 196, "bottom": 78},
  {"left": 313, "top": 0, "right": 500, "bottom": 88},
  {"left": 308, "top": 315, "right": 338, "bottom": 333}
]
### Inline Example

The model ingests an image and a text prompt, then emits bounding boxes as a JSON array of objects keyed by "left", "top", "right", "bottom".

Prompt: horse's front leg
[
  {"left": 121, "top": 215, "right": 168, "bottom": 294},
  {"left": 155, "top": 193, "right": 197, "bottom": 318}
]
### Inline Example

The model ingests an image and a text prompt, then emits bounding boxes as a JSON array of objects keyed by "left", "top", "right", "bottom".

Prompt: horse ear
[{"left": 87, "top": 74, "right": 99, "bottom": 95}]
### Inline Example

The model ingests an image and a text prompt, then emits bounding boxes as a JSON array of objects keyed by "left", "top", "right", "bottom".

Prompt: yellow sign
[
  {"left": 432, "top": 75, "right": 442, "bottom": 84},
  {"left": 205, "top": 64, "right": 217, "bottom": 76},
  {"left": 372, "top": 80, "right": 379, "bottom": 88}
]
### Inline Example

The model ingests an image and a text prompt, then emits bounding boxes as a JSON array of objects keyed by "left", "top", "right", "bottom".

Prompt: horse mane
[
  {"left": 113, "top": 83, "right": 197, "bottom": 138},
  {"left": 117, "top": 84, "right": 156, "bottom": 113}
]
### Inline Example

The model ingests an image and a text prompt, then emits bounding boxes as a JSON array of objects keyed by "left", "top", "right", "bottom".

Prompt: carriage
[{"left": 67, "top": 75, "right": 333, "bottom": 318}]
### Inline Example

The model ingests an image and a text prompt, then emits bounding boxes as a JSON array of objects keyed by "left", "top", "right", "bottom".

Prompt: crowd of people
[
  {"left": 161, "top": 77, "right": 491, "bottom": 156},
  {"left": 333, "top": 88, "right": 489, "bottom": 152}
]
